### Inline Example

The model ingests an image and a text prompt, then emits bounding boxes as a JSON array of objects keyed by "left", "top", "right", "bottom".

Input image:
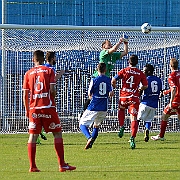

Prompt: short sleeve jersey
[
  {"left": 87, "top": 75, "right": 113, "bottom": 111},
  {"left": 115, "top": 66, "right": 148, "bottom": 98},
  {"left": 141, "top": 75, "right": 162, "bottom": 108},
  {"left": 93, "top": 50, "right": 121, "bottom": 77},
  {"left": 23, "top": 65, "right": 56, "bottom": 109},
  {"left": 168, "top": 70, "right": 180, "bottom": 102},
  {"left": 44, "top": 63, "right": 56, "bottom": 73}
]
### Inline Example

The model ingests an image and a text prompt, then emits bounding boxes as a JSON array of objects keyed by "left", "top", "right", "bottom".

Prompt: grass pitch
[{"left": 0, "top": 132, "right": 180, "bottom": 180}]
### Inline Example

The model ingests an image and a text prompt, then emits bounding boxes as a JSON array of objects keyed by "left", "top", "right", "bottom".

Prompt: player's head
[
  {"left": 143, "top": 64, "right": 154, "bottom": 76},
  {"left": 170, "top": 58, "right": 178, "bottom": 70},
  {"left": 97, "top": 63, "right": 106, "bottom": 74},
  {"left": 102, "top": 40, "right": 112, "bottom": 49},
  {"left": 33, "top": 50, "right": 44, "bottom": 64},
  {"left": 46, "top": 51, "right": 56, "bottom": 65},
  {"left": 129, "top": 55, "right": 138, "bottom": 66}
]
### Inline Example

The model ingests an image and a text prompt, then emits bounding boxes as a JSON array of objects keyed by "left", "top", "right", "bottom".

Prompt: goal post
[{"left": 0, "top": 24, "right": 180, "bottom": 133}]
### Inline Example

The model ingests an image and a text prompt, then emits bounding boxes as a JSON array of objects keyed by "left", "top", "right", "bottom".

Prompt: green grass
[{"left": 0, "top": 132, "right": 180, "bottom": 180}]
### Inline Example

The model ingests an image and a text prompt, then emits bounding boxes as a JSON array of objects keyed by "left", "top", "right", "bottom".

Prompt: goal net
[{"left": 0, "top": 24, "right": 180, "bottom": 133}]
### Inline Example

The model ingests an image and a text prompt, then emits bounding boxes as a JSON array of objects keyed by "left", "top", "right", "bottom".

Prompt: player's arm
[
  {"left": 23, "top": 89, "right": 29, "bottom": 118},
  {"left": 111, "top": 73, "right": 122, "bottom": 88},
  {"left": 55, "top": 70, "right": 65, "bottom": 82},
  {"left": 120, "top": 42, "right": 128, "bottom": 59},
  {"left": 108, "top": 35, "right": 129, "bottom": 54},
  {"left": 139, "top": 73, "right": 148, "bottom": 91},
  {"left": 50, "top": 84, "right": 56, "bottom": 98},
  {"left": 169, "top": 86, "right": 176, "bottom": 109},
  {"left": 88, "top": 79, "right": 94, "bottom": 97},
  {"left": 109, "top": 87, "right": 114, "bottom": 97},
  {"left": 111, "top": 77, "right": 117, "bottom": 89},
  {"left": 138, "top": 85, "right": 148, "bottom": 91}
]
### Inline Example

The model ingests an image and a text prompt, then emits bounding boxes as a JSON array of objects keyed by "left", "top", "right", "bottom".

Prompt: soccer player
[
  {"left": 80, "top": 35, "right": 129, "bottom": 116},
  {"left": 23, "top": 50, "right": 76, "bottom": 172},
  {"left": 151, "top": 58, "right": 180, "bottom": 141},
  {"left": 111, "top": 55, "right": 148, "bottom": 149},
  {"left": 79, "top": 63, "right": 114, "bottom": 150},
  {"left": 45, "top": 51, "right": 65, "bottom": 82},
  {"left": 36, "top": 51, "right": 65, "bottom": 144},
  {"left": 137, "top": 64, "right": 162, "bottom": 142}
]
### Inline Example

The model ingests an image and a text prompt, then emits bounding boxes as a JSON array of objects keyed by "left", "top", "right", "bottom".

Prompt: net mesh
[{"left": 0, "top": 28, "right": 180, "bottom": 133}]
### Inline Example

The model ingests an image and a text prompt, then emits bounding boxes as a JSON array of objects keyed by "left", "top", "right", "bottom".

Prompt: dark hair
[
  {"left": 102, "top": 40, "right": 110, "bottom": 48},
  {"left": 170, "top": 58, "right": 178, "bottom": 69},
  {"left": 144, "top": 64, "right": 154, "bottom": 74},
  {"left": 33, "top": 50, "right": 44, "bottom": 63},
  {"left": 97, "top": 63, "right": 106, "bottom": 73},
  {"left": 129, "top": 55, "right": 138, "bottom": 66},
  {"left": 46, "top": 51, "right": 56, "bottom": 62}
]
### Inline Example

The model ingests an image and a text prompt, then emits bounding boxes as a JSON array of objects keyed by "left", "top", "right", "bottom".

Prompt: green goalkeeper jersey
[{"left": 93, "top": 49, "right": 121, "bottom": 78}]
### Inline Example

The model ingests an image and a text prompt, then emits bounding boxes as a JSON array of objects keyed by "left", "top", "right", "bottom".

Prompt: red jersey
[
  {"left": 168, "top": 70, "right": 180, "bottom": 102},
  {"left": 117, "top": 66, "right": 148, "bottom": 97},
  {"left": 23, "top": 65, "right": 56, "bottom": 109}
]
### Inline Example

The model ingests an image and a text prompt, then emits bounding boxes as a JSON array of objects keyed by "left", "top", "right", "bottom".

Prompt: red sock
[
  {"left": 131, "top": 121, "right": 138, "bottom": 138},
  {"left": 28, "top": 143, "right": 37, "bottom": 168},
  {"left": 159, "top": 120, "right": 167, "bottom": 138},
  {"left": 54, "top": 138, "right": 65, "bottom": 166},
  {"left": 118, "top": 109, "right": 125, "bottom": 127}
]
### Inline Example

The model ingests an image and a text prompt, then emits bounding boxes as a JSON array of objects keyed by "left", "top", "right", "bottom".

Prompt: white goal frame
[{"left": 0, "top": 24, "right": 180, "bottom": 133}]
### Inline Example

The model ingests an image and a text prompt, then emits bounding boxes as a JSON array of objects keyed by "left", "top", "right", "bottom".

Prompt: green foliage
[{"left": 0, "top": 132, "right": 180, "bottom": 180}]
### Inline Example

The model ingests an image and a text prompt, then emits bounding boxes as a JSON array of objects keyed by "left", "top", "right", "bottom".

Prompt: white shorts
[
  {"left": 79, "top": 109, "right": 107, "bottom": 127},
  {"left": 137, "top": 103, "right": 156, "bottom": 122}
]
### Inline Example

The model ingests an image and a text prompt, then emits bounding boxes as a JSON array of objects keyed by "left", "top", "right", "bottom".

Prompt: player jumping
[{"left": 111, "top": 55, "right": 148, "bottom": 149}]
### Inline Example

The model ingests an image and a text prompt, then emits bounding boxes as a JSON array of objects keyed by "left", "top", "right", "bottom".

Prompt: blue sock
[
  {"left": 91, "top": 127, "right": 99, "bottom": 140},
  {"left": 145, "top": 122, "right": 151, "bottom": 130},
  {"left": 80, "top": 124, "right": 91, "bottom": 139}
]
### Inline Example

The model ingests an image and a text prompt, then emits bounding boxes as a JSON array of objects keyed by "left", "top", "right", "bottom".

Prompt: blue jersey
[
  {"left": 87, "top": 75, "right": 112, "bottom": 111},
  {"left": 141, "top": 75, "right": 162, "bottom": 108},
  {"left": 44, "top": 63, "right": 56, "bottom": 73}
]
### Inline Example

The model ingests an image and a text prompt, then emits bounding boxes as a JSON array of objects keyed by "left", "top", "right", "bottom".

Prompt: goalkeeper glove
[{"left": 122, "top": 33, "right": 129, "bottom": 44}]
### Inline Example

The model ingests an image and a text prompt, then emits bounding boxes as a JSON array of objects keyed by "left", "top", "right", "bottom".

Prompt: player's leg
[
  {"left": 52, "top": 131, "right": 76, "bottom": 172},
  {"left": 36, "top": 135, "right": 41, "bottom": 144},
  {"left": 88, "top": 111, "right": 107, "bottom": 149},
  {"left": 118, "top": 104, "right": 126, "bottom": 138},
  {"left": 28, "top": 109, "right": 41, "bottom": 172},
  {"left": 128, "top": 101, "right": 139, "bottom": 149},
  {"left": 40, "top": 128, "right": 47, "bottom": 140},
  {"left": 79, "top": 110, "right": 92, "bottom": 140},
  {"left": 43, "top": 107, "right": 76, "bottom": 172},
  {"left": 151, "top": 104, "right": 171, "bottom": 140},
  {"left": 28, "top": 134, "right": 40, "bottom": 172}
]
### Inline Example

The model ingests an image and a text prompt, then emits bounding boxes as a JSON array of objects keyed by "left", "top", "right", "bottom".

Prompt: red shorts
[
  {"left": 119, "top": 97, "right": 140, "bottom": 117},
  {"left": 28, "top": 108, "right": 62, "bottom": 134},
  {"left": 163, "top": 102, "right": 180, "bottom": 115}
]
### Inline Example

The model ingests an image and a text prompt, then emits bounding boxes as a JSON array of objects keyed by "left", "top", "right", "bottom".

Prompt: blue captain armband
[{"left": 114, "top": 74, "right": 120, "bottom": 81}]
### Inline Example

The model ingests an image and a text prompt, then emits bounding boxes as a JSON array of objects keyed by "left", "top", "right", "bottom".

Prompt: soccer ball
[{"left": 141, "top": 23, "right": 152, "bottom": 34}]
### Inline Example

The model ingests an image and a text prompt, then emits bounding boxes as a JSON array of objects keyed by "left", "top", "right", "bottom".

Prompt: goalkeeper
[{"left": 80, "top": 34, "right": 129, "bottom": 117}]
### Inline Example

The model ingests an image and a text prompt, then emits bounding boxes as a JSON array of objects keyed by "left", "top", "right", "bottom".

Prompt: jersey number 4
[{"left": 126, "top": 76, "right": 135, "bottom": 88}]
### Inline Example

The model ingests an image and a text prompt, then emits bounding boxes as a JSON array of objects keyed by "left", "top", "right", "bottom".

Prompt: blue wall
[{"left": 1, "top": 0, "right": 180, "bottom": 26}]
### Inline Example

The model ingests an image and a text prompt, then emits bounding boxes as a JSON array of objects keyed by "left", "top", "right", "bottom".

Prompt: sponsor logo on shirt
[
  {"left": 126, "top": 69, "right": 140, "bottom": 75},
  {"left": 30, "top": 68, "right": 48, "bottom": 75},
  {"left": 33, "top": 92, "right": 48, "bottom": 99}
]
